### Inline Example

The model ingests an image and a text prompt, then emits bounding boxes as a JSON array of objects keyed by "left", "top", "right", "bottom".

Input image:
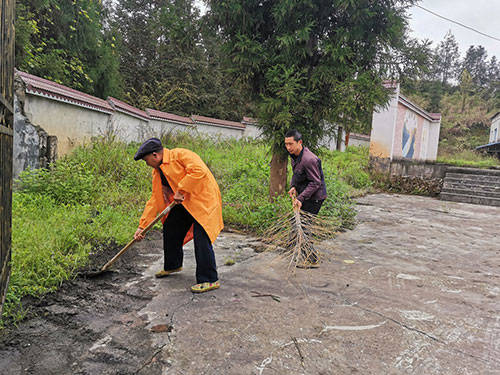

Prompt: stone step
[
  {"left": 446, "top": 166, "right": 500, "bottom": 177},
  {"left": 439, "top": 192, "right": 500, "bottom": 207},
  {"left": 443, "top": 179, "right": 500, "bottom": 192},
  {"left": 445, "top": 173, "right": 500, "bottom": 184},
  {"left": 441, "top": 187, "right": 500, "bottom": 199}
]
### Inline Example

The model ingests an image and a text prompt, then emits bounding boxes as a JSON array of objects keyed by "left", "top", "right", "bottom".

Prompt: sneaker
[
  {"left": 190, "top": 280, "right": 220, "bottom": 293},
  {"left": 155, "top": 267, "right": 182, "bottom": 278}
]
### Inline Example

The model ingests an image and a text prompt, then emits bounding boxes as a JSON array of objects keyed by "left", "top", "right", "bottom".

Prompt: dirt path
[{"left": 1, "top": 193, "right": 499, "bottom": 374}]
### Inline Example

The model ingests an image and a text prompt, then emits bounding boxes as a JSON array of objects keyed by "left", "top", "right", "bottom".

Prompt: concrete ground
[{"left": 1, "top": 193, "right": 499, "bottom": 374}]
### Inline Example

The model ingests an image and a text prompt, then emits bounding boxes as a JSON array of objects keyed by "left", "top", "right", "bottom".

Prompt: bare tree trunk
[
  {"left": 336, "top": 126, "right": 343, "bottom": 150},
  {"left": 269, "top": 152, "right": 288, "bottom": 200}
]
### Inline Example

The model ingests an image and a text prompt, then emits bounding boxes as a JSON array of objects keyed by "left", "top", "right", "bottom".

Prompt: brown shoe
[{"left": 155, "top": 267, "right": 182, "bottom": 278}]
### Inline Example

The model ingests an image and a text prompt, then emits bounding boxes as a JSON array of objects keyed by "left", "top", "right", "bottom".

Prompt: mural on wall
[{"left": 402, "top": 110, "right": 417, "bottom": 158}]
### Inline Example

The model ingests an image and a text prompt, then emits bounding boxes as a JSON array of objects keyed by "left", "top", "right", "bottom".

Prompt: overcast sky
[{"left": 408, "top": 0, "right": 500, "bottom": 60}]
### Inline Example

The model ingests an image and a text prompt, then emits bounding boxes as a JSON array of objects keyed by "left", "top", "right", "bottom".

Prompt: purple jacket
[{"left": 290, "top": 147, "right": 327, "bottom": 203}]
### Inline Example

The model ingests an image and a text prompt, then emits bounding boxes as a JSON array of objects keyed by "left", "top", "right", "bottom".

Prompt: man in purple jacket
[
  {"left": 285, "top": 129, "right": 327, "bottom": 267},
  {"left": 285, "top": 129, "right": 327, "bottom": 214}
]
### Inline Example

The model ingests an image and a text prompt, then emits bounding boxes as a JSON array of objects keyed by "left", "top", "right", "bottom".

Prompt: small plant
[{"left": 224, "top": 257, "right": 236, "bottom": 266}]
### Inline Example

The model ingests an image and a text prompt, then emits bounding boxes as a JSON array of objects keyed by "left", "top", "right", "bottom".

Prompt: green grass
[
  {"left": 3, "top": 135, "right": 371, "bottom": 325},
  {"left": 437, "top": 150, "right": 499, "bottom": 168}
]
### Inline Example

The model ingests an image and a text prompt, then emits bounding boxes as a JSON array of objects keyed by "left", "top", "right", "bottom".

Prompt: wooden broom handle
[{"left": 101, "top": 202, "right": 176, "bottom": 271}]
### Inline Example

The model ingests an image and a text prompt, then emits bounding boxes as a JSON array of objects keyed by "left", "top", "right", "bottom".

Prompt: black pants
[
  {"left": 300, "top": 199, "right": 324, "bottom": 262},
  {"left": 163, "top": 204, "right": 218, "bottom": 283},
  {"left": 301, "top": 199, "right": 324, "bottom": 215}
]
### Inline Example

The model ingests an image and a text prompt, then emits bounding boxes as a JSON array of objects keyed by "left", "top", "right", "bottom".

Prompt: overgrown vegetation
[{"left": 3, "top": 136, "right": 371, "bottom": 325}]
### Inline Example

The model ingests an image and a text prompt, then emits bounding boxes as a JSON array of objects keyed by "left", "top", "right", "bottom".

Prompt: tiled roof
[
  {"left": 242, "top": 116, "right": 257, "bottom": 124},
  {"left": 108, "top": 97, "right": 150, "bottom": 120},
  {"left": 192, "top": 115, "right": 245, "bottom": 129},
  {"left": 490, "top": 112, "right": 500, "bottom": 121},
  {"left": 349, "top": 133, "right": 370, "bottom": 141},
  {"left": 398, "top": 94, "right": 441, "bottom": 123},
  {"left": 16, "top": 70, "right": 113, "bottom": 113},
  {"left": 146, "top": 109, "right": 194, "bottom": 125}
]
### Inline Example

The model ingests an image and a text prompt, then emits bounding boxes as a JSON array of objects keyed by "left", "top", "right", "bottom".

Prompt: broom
[{"left": 262, "top": 194, "right": 341, "bottom": 271}]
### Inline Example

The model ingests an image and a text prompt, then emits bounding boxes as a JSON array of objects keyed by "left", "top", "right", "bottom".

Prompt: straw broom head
[{"left": 262, "top": 206, "right": 341, "bottom": 271}]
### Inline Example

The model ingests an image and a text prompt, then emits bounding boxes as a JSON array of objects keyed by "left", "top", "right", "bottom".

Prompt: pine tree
[
  {"left": 434, "top": 31, "right": 460, "bottom": 85},
  {"left": 462, "top": 46, "right": 489, "bottom": 88},
  {"left": 15, "top": 0, "right": 122, "bottom": 98}
]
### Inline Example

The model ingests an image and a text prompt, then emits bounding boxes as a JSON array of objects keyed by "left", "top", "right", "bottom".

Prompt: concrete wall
[
  {"left": 490, "top": 115, "right": 500, "bottom": 143},
  {"left": 193, "top": 123, "right": 244, "bottom": 138},
  {"left": 148, "top": 119, "right": 195, "bottom": 138},
  {"left": 388, "top": 158, "right": 448, "bottom": 179},
  {"left": 243, "top": 123, "right": 262, "bottom": 138},
  {"left": 13, "top": 93, "right": 43, "bottom": 178},
  {"left": 369, "top": 87, "right": 399, "bottom": 159},
  {"left": 107, "top": 111, "right": 149, "bottom": 143},
  {"left": 23, "top": 95, "right": 112, "bottom": 155}
]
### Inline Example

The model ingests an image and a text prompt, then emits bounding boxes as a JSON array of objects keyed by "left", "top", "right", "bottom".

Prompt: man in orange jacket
[{"left": 133, "top": 138, "right": 223, "bottom": 293}]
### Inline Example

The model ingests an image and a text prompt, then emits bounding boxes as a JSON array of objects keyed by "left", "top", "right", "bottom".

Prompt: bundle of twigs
[{"left": 262, "top": 205, "right": 341, "bottom": 270}]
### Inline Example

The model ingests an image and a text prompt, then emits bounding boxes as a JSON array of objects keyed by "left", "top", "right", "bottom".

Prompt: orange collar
[{"left": 162, "top": 147, "right": 170, "bottom": 164}]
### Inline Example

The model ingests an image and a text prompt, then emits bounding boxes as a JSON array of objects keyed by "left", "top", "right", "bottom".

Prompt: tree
[
  {"left": 486, "top": 56, "right": 500, "bottom": 102},
  {"left": 433, "top": 31, "right": 460, "bottom": 85},
  {"left": 15, "top": 0, "right": 122, "bottom": 98},
  {"left": 207, "top": 0, "right": 429, "bottom": 198},
  {"left": 459, "top": 69, "right": 474, "bottom": 113},
  {"left": 112, "top": 0, "right": 251, "bottom": 120},
  {"left": 462, "top": 45, "right": 489, "bottom": 88}
]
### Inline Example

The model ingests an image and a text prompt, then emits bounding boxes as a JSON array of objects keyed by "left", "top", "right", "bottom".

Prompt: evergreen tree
[
  {"left": 15, "top": 0, "right": 122, "bottom": 98},
  {"left": 462, "top": 45, "right": 489, "bottom": 88},
  {"left": 434, "top": 31, "right": 460, "bottom": 85},
  {"left": 208, "top": 0, "right": 429, "bottom": 197},
  {"left": 112, "top": 0, "right": 250, "bottom": 120}
]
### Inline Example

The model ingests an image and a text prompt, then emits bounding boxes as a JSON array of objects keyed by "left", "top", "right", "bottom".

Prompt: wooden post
[{"left": 0, "top": 0, "right": 15, "bottom": 315}]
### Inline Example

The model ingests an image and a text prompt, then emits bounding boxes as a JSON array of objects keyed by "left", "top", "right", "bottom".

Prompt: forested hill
[{"left": 401, "top": 32, "right": 499, "bottom": 156}]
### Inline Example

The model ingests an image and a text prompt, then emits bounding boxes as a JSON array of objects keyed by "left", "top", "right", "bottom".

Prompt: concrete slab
[{"left": 1, "top": 193, "right": 498, "bottom": 374}]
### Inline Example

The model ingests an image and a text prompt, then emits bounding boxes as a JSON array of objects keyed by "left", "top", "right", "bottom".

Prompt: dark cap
[{"left": 134, "top": 138, "right": 163, "bottom": 160}]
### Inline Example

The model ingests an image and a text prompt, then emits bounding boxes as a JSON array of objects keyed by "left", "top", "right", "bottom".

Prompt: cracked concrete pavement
[{"left": 1, "top": 193, "right": 499, "bottom": 374}]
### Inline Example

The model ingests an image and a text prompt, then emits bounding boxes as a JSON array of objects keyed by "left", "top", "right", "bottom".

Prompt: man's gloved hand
[{"left": 288, "top": 187, "right": 297, "bottom": 199}]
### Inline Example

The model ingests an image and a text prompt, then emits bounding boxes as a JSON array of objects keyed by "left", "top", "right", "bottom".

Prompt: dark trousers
[
  {"left": 300, "top": 199, "right": 324, "bottom": 262},
  {"left": 301, "top": 199, "right": 324, "bottom": 215},
  {"left": 163, "top": 204, "right": 218, "bottom": 283}
]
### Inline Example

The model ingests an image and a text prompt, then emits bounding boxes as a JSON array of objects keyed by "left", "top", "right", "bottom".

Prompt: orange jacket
[{"left": 139, "top": 148, "right": 224, "bottom": 244}]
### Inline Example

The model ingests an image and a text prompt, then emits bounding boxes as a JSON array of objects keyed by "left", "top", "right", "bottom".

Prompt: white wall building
[
  {"left": 370, "top": 82, "right": 441, "bottom": 162},
  {"left": 489, "top": 112, "right": 500, "bottom": 143}
]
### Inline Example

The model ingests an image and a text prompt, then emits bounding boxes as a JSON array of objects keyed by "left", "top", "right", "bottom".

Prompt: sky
[{"left": 405, "top": 1, "right": 500, "bottom": 59}]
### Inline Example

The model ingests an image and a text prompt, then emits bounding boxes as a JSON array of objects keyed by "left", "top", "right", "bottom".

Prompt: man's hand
[
  {"left": 134, "top": 227, "right": 145, "bottom": 241},
  {"left": 288, "top": 187, "right": 297, "bottom": 199},
  {"left": 173, "top": 191, "right": 185, "bottom": 203},
  {"left": 293, "top": 198, "right": 302, "bottom": 210}
]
